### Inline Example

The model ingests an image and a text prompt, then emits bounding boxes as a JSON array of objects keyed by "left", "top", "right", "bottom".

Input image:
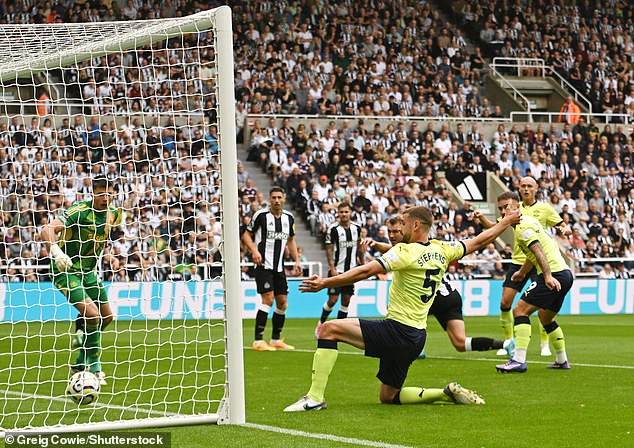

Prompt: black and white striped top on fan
[
  {"left": 247, "top": 208, "right": 296, "bottom": 272},
  {"left": 325, "top": 222, "right": 362, "bottom": 273}
]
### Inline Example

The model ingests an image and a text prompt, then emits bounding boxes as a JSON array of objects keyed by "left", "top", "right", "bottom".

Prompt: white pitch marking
[
  {"left": 1, "top": 389, "right": 176, "bottom": 417},
  {"left": 250, "top": 347, "right": 634, "bottom": 370},
  {"left": 242, "top": 422, "right": 414, "bottom": 448}
]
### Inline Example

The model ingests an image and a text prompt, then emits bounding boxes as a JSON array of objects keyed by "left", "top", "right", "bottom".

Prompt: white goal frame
[{"left": 0, "top": 5, "right": 244, "bottom": 435}]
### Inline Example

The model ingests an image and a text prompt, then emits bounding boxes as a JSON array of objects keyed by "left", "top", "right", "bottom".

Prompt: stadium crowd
[
  {"left": 0, "top": 114, "right": 238, "bottom": 282},
  {"left": 247, "top": 116, "right": 634, "bottom": 277},
  {"left": 229, "top": 0, "right": 499, "bottom": 119},
  {"left": 0, "top": 0, "right": 498, "bottom": 121},
  {"left": 455, "top": 0, "right": 634, "bottom": 119},
  {"left": 0, "top": 0, "right": 633, "bottom": 281}
]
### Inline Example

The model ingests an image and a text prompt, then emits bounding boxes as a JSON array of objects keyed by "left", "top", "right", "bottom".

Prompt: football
[{"left": 65, "top": 371, "right": 100, "bottom": 405}]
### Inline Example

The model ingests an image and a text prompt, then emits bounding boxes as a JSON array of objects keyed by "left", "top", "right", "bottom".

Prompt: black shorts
[
  {"left": 359, "top": 319, "right": 426, "bottom": 389},
  {"left": 254, "top": 268, "right": 288, "bottom": 295},
  {"left": 429, "top": 290, "right": 463, "bottom": 331},
  {"left": 521, "top": 270, "right": 574, "bottom": 313},
  {"left": 503, "top": 263, "right": 538, "bottom": 291},
  {"left": 327, "top": 270, "right": 355, "bottom": 296}
]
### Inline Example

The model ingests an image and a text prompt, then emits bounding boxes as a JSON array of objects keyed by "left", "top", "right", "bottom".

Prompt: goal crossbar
[{"left": 0, "top": 10, "right": 217, "bottom": 82}]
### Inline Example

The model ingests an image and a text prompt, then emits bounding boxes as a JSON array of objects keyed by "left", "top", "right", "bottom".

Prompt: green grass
[{"left": 2, "top": 316, "right": 633, "bottom": 447}]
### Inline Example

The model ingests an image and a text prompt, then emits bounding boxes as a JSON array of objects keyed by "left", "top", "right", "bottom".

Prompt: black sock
[
  {"left": 272, "top": 311, "right": 285, "bottom": 340},
  {"left": 254, "top": 310, "right": 268, "bottom": 341},
  {"left": 320, "top": 307, "right": 332, "bottom": 324},
  {"left": 337, "top": 305, "right": 348, "bottom": 320},
  {"left": 471, "top": 337, "right": 503, "bottom": 351},
  {"left": 76, "top": 315, "right": 85, "bottom": 332}
]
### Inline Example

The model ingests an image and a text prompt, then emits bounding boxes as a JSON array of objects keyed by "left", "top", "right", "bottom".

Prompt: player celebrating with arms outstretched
[
  {"left": 284, "top": 206, "right": 521, "bottom": 412},
  {"left": 41, "top": 177, "right": 121, "bottom": 384}
]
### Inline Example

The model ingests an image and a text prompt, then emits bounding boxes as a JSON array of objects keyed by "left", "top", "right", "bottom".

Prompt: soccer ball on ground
[{"left": 66, "top": 371, "right": 100, "bottom": 405}]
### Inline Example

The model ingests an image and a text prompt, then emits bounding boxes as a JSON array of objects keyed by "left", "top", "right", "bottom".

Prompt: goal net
[{"left": 0, "top": 6, "right": 244, "bottom": 434}]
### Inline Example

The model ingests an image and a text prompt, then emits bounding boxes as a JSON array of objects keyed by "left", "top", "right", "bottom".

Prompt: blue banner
[{"left": 0, "top": 279, "right": 632, "bottom": 322}]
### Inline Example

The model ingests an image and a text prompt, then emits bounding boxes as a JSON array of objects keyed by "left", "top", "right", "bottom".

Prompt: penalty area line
[
  {"left": 242, "top": 422, "right": 414, "bottom": 448},
  {"left": 248, "top": 347, "right": 634, "bottom": 370}
]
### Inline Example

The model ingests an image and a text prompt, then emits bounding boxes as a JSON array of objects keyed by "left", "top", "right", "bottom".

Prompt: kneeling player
[
  {"left": 363, "top": 216, "right": 513, "bottom": 358},
  {"left": 41, "top": 177, "right": 121, "bottom": 385},
  {"left": 284, "top": 206, "right": 521, "bottom": 412},
  {"left": 496, "top": 193, "right": 573, "bottom": 373}
]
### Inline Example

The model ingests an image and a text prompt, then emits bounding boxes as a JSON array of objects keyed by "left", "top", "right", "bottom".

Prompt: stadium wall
[{"left": 0, "top": 279, "right": 632, "bottom": 322}]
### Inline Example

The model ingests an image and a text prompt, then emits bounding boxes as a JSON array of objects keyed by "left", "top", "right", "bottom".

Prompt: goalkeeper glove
[{"left": 50, "top": 243, "right": 73, "bottom": 271}]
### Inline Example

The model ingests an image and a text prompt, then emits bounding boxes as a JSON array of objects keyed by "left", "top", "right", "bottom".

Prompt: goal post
[
  {"left": 214, "top": 5, "right": 245, "bottom": 427},
  {"left": 0, "top": 5, "right": 244, "bottom": 435}
]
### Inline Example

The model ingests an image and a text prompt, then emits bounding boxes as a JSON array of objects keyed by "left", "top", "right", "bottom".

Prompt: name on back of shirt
[{"left": 418, "top": 252, "right": 446, "bottom": 266}]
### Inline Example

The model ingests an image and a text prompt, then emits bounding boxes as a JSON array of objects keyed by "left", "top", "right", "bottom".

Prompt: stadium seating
[
  {"left": 0, "top": 0, "right": 631, "bottom": 280},
  {"left": 453, "top": 0, "right": 634, "bottom": 116}
]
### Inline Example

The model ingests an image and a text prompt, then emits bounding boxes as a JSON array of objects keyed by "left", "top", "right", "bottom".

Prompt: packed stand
[
  {"left": 454, "top": 0, "right": 634, "bottom": 119},
  {"left": 248, "top": 116, "right": 634, "bottom": 277},
  {"left": 0, "top": 0, "right": 497, "bottom": 121},
  {"left": 231, "top": 0, "right": 499, "bottom": 119},
  {"left": 0, "top": 115, "right": 264, "bottom": 283}
]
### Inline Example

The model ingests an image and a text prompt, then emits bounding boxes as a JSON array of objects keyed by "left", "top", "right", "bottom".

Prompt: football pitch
[{"left": 1, "top": 315, "right": 632, "bottom": 447}]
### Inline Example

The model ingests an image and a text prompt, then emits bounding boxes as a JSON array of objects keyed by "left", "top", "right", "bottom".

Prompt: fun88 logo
[{"left": 267, "top": 231, "right": 289, "bottom": 240}]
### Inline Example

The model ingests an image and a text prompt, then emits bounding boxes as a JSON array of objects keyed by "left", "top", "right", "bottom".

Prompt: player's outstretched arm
[
  {"left": 463, "top": 209, "right": 521, "bottom": 255},
  {"left": 473, "top": 209, "right": 495, "bottom": 229},
  {"left": 360, "top": 238, "right": 391, "bottom": 254},
  {"left": 41, "top": 218, "right": 73, "bottom": 271},
  {"left": 555, "top": 222, "right": 572, "bottom": 236},
  {"left": 300, "top": 260, "right": 384, "bottom": 292}
]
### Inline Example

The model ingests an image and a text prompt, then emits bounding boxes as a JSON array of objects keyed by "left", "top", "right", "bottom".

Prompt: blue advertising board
[{"left": 0, "top": 279, "right": 632, "bottom": 322}]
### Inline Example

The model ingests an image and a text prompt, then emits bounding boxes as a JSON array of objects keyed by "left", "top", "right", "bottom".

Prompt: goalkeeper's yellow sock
[
  {"left": 544, "top": 321, "right": 568, "bottom": 364},
  {"left": 500, "top": 308, "right": 514, "bottom": 340},
  {"left": 513, "top": 316, "right": 531, "bottom": 363},
  {"left": 539, "top": 325, "right": 549, "bottom": 345},
  {"left": 307, "top": 340, "right": 338, "bottom": 402},
  {"left": 397, "top": 387, "right": 453, "bottom": 404}
]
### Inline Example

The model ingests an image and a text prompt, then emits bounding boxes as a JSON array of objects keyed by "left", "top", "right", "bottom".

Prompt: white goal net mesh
[{"left": 0, "top": 7, "right": 241, "bottom": 433}]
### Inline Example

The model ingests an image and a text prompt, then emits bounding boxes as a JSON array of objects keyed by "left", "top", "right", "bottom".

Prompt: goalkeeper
[{"left": 41, "top": 177, "right": 122, "bottom": 385}]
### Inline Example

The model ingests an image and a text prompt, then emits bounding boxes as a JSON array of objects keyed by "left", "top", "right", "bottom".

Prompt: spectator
[{"left": 559, "top": 96, "right": 581, "bottom": 125}]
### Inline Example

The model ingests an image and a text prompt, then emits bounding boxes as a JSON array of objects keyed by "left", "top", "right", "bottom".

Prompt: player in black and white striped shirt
[
  {"left": 361, "top": 215, "right": 512, "bottom": 358},
  {"left": 315, "top": 203, "right": 364, "bottom": 338},
  {"left": 242, "top": 187, "right": 302, "bottom": 352}
]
